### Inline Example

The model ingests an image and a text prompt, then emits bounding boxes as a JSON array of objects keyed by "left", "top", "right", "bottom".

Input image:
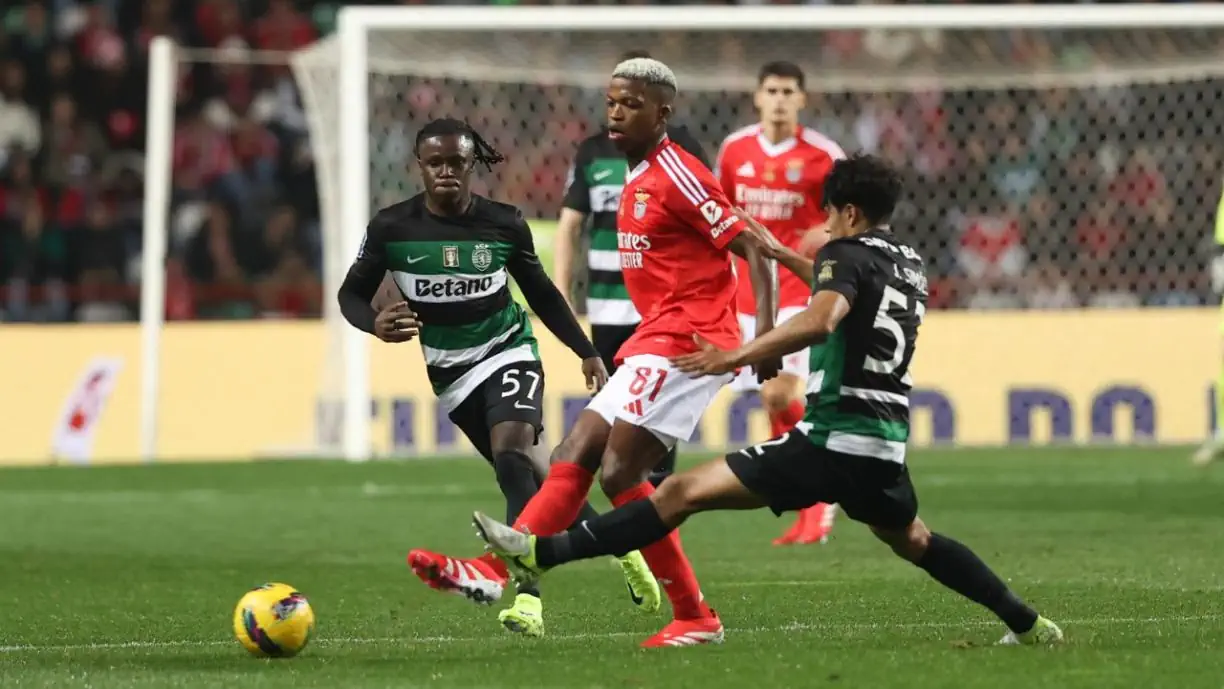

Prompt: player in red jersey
[
  {"left": 408, "top": 57, "right": 780, "bottom": 648},
  {"left": 715, "top": 61, "right": 846, "bottom": 547}
]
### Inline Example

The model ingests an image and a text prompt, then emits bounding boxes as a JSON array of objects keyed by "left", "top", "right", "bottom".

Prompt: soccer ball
[{"left": 232, "top": 583, "right": 316, "bottom": 658}]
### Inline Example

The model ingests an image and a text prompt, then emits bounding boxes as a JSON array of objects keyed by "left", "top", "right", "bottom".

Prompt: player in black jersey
[
  {"left": 473, "top": 155, "right": 1064, "bottom": 646},
  {"left": 337, "top": 118, "right": 660, "bottom": 636}
]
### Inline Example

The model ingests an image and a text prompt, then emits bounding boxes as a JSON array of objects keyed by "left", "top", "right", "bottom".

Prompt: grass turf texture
[{"left": 1, "top": 448, "right": 1221, "bottom": 688}]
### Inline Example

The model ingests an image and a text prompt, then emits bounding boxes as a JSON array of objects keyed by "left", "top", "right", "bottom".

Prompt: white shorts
[
  {"left": 733, "top": 305, "right": 811, "bottom": 392},
  {"left": 586, "top": 353, "right": 733, "bottom": 449}
]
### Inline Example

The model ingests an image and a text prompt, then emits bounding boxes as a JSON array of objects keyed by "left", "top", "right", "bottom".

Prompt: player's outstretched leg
[
  {"left": 870, "top": 519, "right": 1063, "bottom": 646},
  {"left": 408, "top": 412, "right": 660, "bottom": 617},
  {"left": 475, "top": 456, "right": 765, "bottom": 647}
]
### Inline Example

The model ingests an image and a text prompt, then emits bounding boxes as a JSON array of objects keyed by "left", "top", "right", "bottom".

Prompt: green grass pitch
[{"left": 2, "top": 448, "right": 1222, "bottom": 688}]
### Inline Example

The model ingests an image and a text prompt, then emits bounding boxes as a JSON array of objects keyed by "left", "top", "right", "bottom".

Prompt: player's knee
[
  {"left": 760, "top": 375, "right": 797, "bottom": 412},
  {"left": 549, "top": 413, "right": 605, "bottom": 472},
  {"left": 598, "top": 454, "right": 648, "bottom": 500},
  {"left": 870, "top": 518, "right": 930, "bottom": 563},
  {"left": 492, "top": 450, "right": 535, "bottom": 487},
  {"left": 650, "top": 472, "right": 701, "bottom": 523},
  {"left": 489, "top": 424, "right": 535, "bottom": 458}
]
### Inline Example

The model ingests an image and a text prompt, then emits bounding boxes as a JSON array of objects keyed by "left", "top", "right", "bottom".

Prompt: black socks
[
  {"left": 917, "top": 533, "right": 1039, "bottom": 634},
  {"left": 537, "top": 499, "right": 672, "bottom": 568}
]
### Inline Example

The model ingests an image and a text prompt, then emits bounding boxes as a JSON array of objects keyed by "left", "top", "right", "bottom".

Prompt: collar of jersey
[{"left": 627, "top": 135, "right": 671, "bottom": 183}]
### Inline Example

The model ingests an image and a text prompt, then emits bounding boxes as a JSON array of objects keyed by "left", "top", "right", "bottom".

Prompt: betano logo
[{"left": 393, "top": 271, "right": 504, "bottom": 303}]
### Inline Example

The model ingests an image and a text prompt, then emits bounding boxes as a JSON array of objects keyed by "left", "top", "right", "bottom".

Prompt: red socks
[
  {"left": 511, "top": 462, "right": 594, "bottom": 537},
  {"left": 473, "top": 462, "right": 593, "bottom": 580},
  {"left": 768, "top": 398, "right": 806, "bottom": 437},
  {"left": 612, "top": 482, "right": 712, "bottom": 620}
]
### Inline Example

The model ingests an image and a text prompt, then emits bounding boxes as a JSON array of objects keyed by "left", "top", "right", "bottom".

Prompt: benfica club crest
[
  {"left": 633, "top": 189, "right": 650, "bottom": 219},
  {"left": 786, "top": 158, "right": 804, "bottom": 183},
  {"left": 471, "top": 243, "right": 492, "bottom": 272}
]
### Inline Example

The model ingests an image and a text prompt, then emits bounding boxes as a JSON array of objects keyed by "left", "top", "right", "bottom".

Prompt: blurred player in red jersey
[
  {"left": 409, "top": 57, "right": 780, "bottom": 648},
  {"left": 715, "top": 61, "right": 846, "bottom": 546}
]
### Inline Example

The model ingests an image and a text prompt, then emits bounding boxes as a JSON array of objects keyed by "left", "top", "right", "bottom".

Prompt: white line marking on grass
[
  {"left": 1, "top": 613, "right": 1217, "bottom": 654},
  {"left": 0, "top": 483, "right": 490, "bottom": 504}
]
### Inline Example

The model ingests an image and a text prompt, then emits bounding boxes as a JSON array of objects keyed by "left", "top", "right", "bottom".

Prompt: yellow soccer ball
[{"left": 232, "top": 583, "right": 316, "bottom": 658}]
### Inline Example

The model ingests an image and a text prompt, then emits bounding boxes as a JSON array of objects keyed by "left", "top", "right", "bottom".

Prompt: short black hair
[
  {"left": 757, "top": 60, "right": 805, "bottom": 91},
  {"left": 821, "top": 154, "right": 903, "bottom": 226},
  {"left": 413, "top": 118, "right": 505, "bottom": 171},
  {"left": 619, "top": 49, "right": 652, "bottom": 62}
]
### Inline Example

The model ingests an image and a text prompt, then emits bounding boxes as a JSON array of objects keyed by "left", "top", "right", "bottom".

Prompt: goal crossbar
[{"left": 337, "top": 4, "right": 1224, "bottom": 32}]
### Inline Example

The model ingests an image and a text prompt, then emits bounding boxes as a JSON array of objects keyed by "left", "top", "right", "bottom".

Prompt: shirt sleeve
[
  {"left": 337, "top": 216, "right": 390, "bottom": 334},
  {"left": 561, "top": 138, "right": 592, "bottom": 213},
  {"left": 658, "top": 147, "right": 743, "bottom": 250},
  {"left": 812, "top": 239, "right": 869, "bottom": 304},
  {"left": 506, "top": 212, "right": 600, "bottom": 360}
]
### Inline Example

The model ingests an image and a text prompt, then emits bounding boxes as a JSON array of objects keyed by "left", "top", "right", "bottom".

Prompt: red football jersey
[
  {"left": 716, "top": 124, "right": 845, "bottom": 314},
  {"left": 615, "top": 137, "right": 745, "bottom": 362}
]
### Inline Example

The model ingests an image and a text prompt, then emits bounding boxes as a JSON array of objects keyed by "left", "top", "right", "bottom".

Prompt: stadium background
[{"left": 0, "top": 0, "right": 1220, "bottom": 463}]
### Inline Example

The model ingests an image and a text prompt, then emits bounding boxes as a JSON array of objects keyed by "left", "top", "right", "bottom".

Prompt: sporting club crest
[
  {"left": 633, "top": 189, "right": 650, "bottom": 220},
  {"left": 786, "top": 158, "right": 804, "bottom": 183},
  {"left": 472, "top": 244, "right": 493, "bottom": 272},
  {"left": 443, "top": 245, "right": 459, "bottom": 268}
]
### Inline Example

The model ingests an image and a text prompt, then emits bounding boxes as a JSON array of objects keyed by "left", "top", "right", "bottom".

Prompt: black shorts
[
  {"left": 448, "top": 361, "right": 545, "bottom": 463},
  {"left": 724, "top": 430, "right": 919, "bottom": 530},
  {"left": 591, "top": 323, "right": 637, "bottom": 374}
]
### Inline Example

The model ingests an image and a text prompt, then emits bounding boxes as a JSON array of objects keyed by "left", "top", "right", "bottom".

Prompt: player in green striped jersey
[
  {"left": 338, "top": 118, "right": 660, "bottom": 635},
  {"left": 473, "top": 155, "right": 1062, "bottom": 647},
  {"left": 1194, "top": 181, "right": 1224, "bottom": 465}
]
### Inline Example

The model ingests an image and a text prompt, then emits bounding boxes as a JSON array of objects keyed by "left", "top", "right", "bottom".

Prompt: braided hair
[{"left": 413, "top": 118, "right": 506, "bottom": 171}]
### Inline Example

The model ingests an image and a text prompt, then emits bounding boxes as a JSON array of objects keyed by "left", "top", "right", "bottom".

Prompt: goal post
[{"left": 139, "top": 5, "right": 1224, "bottom": 462}]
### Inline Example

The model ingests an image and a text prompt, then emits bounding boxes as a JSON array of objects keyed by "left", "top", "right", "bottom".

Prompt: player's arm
[
  {"left": 672, "top": 242, "right": 861, "bottom": 375},
  {"left": 507, "top": 213, "right": 600, "bottom": 362},
  {"left": 726, "top": 230, "right": 778, "bottom": 340},
  {"left": 338, "top": 219, "right": 418, "bottom": 342},
  {"left": 555, "top": 143, "right": 593, "bottom": 307},
  {"left": 732, "top": 209, "right": 818, "bottom": 287}
]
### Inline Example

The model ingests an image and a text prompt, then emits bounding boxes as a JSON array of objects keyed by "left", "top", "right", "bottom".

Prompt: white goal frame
[{"left": 142, "top": 4, "right": 1224, "bottom": 462}]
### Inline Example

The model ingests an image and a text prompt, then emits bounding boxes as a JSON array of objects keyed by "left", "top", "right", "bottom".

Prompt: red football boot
[
  {"left": 640, "top": 610, "right": 725, "bottom": 648},
  {"left": 793, "top": 503, "right": 838, "bottom": 545},
  {"left": 773, "top": 504, "right": 838, "bottom": 546},
  {"left": 407, "top": 549, "right": 506, "bottom": 605}
]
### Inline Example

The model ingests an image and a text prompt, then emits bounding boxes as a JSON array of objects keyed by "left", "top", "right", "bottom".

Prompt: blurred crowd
[{"left": 2, "top": 0, "right": 1222, "bottom": 322}]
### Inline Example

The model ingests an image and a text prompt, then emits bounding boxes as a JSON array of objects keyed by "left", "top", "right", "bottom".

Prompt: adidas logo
[
  {"left": 623, "top": 399, "right": 644, "bottom": 416},
  {"left": 736, "top": 161, "right": 755, "bottom": 177}
]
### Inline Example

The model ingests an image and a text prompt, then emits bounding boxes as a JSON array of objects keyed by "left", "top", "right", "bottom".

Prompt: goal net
[{"left": 280, "top": 6, "right": 1224, "bottom": 460}]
